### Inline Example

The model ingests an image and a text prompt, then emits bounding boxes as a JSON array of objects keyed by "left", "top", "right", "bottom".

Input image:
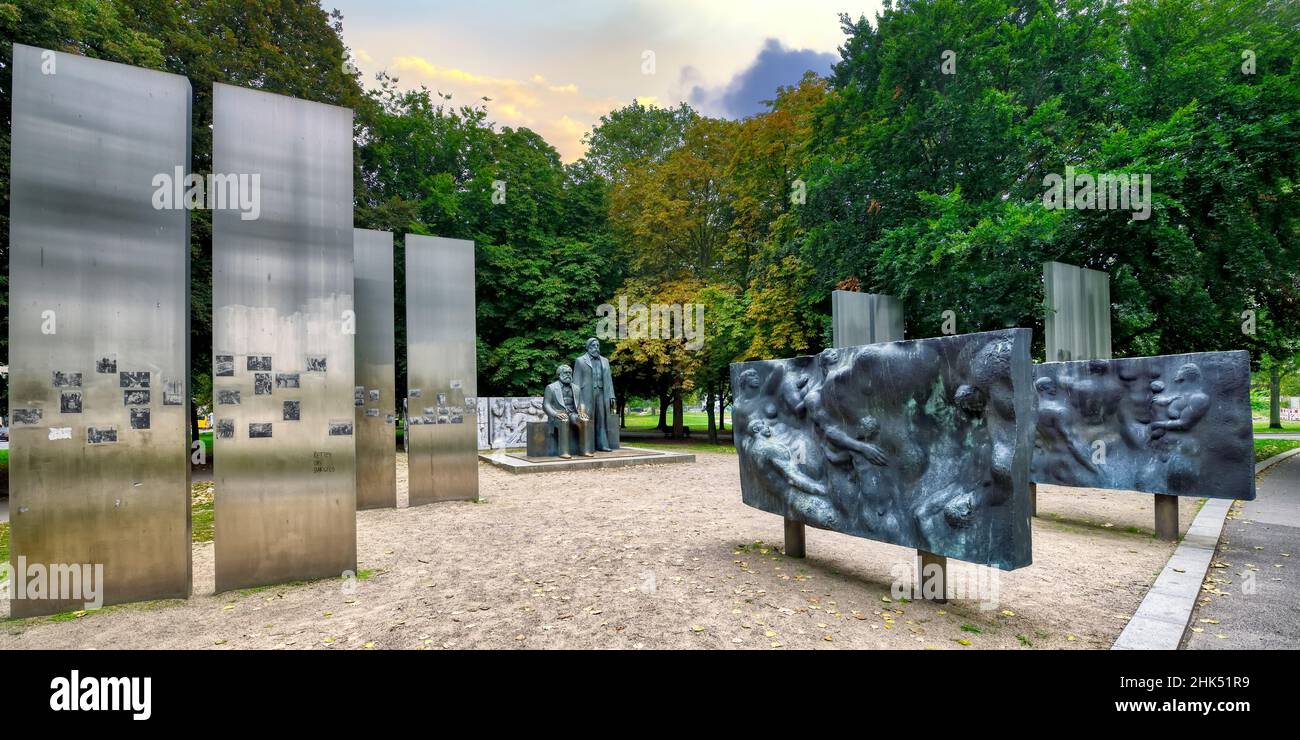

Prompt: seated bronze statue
[{"left": 543, "top": 364, "right": 590, "bottom": 458}]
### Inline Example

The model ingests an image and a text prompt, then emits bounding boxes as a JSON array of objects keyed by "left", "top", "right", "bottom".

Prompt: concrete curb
[{"left": 1112, "top": 446, "right": 1300, "bottom": 650}]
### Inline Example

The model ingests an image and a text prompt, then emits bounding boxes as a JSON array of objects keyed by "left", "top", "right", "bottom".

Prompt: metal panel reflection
[
  {"left": 405, "top": 235, "right": 479, "bottom": 505},
  {"left": 8, "top": 45, "right": 192, "bottom": 616},
  {"left": 1043, "top": 261, "right": 1111, "bottom": 362},
  {"left": 831, "top": 290, "right": 903, "bottom": 347},
  {"left": 212, "top": 84, "right": 356, "bottom": 592},
  {"left": 354, "top": 229, "right": 397, "bottom": 509}
]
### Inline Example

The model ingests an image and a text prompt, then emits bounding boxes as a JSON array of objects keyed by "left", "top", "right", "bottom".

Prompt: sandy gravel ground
[{"left": 1, "top": 453, "right": 1196, "bottom": 650}]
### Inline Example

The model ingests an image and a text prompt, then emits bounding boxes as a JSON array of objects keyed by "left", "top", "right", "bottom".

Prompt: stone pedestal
[{"left": 526, "top": 420, "right": 583, "bottom": 457}]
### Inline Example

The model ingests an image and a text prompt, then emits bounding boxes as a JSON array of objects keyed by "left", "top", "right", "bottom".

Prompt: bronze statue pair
[{"left": 543, "top": 338, "right": 616, "bottom": 458}]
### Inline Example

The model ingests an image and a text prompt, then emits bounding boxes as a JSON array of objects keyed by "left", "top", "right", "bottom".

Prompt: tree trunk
[
  {"left": 1271, "top": 365, "right": 1282, "bottom": 429},
  {"left": 672, "top": 391, "right": 685, "bottom": 439},
  {"left": 705, "top": 389, "right": 717, "bottom": 444},
  {"left": 716, "top": 381, "right": 728, "bottom": 433},
  {"left": 617, "top": 393, "right": 626, "bottom": 428},
  {"left": 657, "top": 394, "right": 669, "bottom": 431}
]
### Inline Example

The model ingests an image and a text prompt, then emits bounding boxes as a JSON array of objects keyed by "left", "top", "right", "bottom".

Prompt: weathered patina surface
[
  {"left": 731, "top": 329, "right": 1034, "bottom": 570},
  {"left": 1031, "top": 351, "right": 1254, "bottom": 500}
]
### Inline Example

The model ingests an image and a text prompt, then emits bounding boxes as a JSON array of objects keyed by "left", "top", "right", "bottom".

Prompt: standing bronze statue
[
  {"left": 573, "top": 337, "right": 616, "bottom": 452},
  {"left": 543, "top": 364, "right": 589, "bottom": 459}
]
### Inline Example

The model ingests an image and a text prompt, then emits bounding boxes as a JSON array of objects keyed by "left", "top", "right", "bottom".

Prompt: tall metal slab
[
  {"left": 7, "top": 45, "right": 192, "bottom": 616},
  {"left": 732, "top": 330, "right": 1034, "bottom": 570},
  {"left": 406, "top": 235, "right": 478, "bottom": 505},
  {"left": 212, "top": 84, "right": 356, "bottom": 591},
  {"left": 354, "top": 229, "right": 397, "bottom": 509},
  {"left": 1032, "top": 352, "right": 1254, "bottom": 500},
  {"left": 831, "top": 290, "right": 904, "bottom": 347},
  {"left": 1043, "top": 261, "right": 1111, "bottom": 362}
]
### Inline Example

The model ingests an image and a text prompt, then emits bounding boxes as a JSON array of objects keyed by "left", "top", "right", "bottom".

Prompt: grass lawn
[
  {"left": 192, "top": 480, "right": 214, "bottom": 543},
  {"left": 1255, "top": 438, "right": 1300, "bottom": 463},
  {"left": 633, "top": 439, "right": 737, "bottom": 455},
  {"left": 623, "top": 411, "right": 731, "bottom": 430},
  {"left": 1254, "top": 420, "right": 1300, "bottom": 433},
  {"left": 0, "top": 448, "right": 8, "bottom": 467}
]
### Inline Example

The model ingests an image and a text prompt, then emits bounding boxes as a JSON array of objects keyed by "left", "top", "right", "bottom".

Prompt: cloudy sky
[{"left": 330, "top": 0, "right": 883, "bottom": 161}]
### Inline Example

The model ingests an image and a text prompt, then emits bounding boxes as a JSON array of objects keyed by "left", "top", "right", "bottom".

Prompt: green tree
[
  {"left": 799, "top": 0, "right": 1299, "bottom": 365},
  {"left": 581, "top": 100, "right": 697, "bottom": 183}
]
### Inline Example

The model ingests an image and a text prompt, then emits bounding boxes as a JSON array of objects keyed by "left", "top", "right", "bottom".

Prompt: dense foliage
[{"left": 1, "top": 0, "right": 1297, "bottom": 436}]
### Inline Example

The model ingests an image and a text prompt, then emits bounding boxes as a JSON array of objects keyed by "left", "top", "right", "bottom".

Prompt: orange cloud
[{"left": 376, "top": 55, "right": 627, "bottom": 162}]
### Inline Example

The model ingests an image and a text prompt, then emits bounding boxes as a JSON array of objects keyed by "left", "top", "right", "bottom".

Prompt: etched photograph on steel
[
  {"left": 120, "top": 371, "right": 150, "bottom": 389},
  {"left": 247, "top": 355, "right": 273, "bottom": 371},
  {"left": 124, "top": 390, "right": 151, "bottom": 406},
  {"left": 254, "top": 372, "right": 273, "bottom": 395},
  {"left": 130, "top": 408, "right": 151, "bottom": 430},
  {"left": 731, "top": 329, "right": 1034, "bottom": 570},
  {"left": 215, "top": 354, "right": 236, "bottom": 376},
  {"left": 87, "top": 426, "right": 119, "bottom": 445},
  {"left": 52, "top": 370, "right": 82, "bottom": 388},
  {"left": 217, "top": 388, "right": 241, "bottom": 405},
  {"left": 1032, "top": 351, "right": 1254, "bottom": 500},
  {"left": 216, "top": 419, "right": 236, "bottom": 439},
  {"left": 162, "top": 379, "right": 185, "bottom": 405},
  {"left": 60, "top": 390, "right": 83, "bottom": 414},
  {"left": 13, "top": 408, "right": 43, "bottom": 425}
]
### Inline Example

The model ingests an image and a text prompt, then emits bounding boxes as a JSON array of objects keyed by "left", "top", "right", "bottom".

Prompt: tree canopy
[{"left": 1, "top": 0, "right": 1296, "bottom": 437}]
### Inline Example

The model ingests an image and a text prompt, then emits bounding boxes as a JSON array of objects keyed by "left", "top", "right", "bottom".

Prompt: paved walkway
[
  {"left": 1184, "top": 454, "right": 1300, "bottom": 649},
  {"left": 1255, "top": 433, "right": 1300, "bottom": 440}
]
